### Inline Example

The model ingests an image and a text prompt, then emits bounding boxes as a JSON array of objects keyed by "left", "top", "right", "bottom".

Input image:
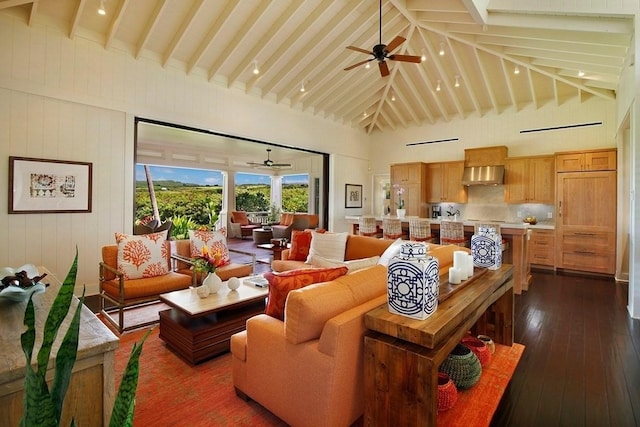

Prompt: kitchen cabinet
[
  {"left": 556, "top": 149, "right": 616, "bottom": 172},
  {"left": 426, "top": 161, "right": 467, "bottom": 203},
  {"left": 556, "top": 170, "right": 616, "bottom": 274},
  {"left": 529, "top": 229, "right": 555, "bottom": 268},
  {"left": 504, "top": 156, "right": 555, "bottom": 203},
  {"left": 390, "top": 162, "right": 428, "bottom": 217}
]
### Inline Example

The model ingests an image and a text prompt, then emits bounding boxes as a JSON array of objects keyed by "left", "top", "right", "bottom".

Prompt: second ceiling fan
[{"left": 344, "top": 0, "right": 422, "bottom": 77}]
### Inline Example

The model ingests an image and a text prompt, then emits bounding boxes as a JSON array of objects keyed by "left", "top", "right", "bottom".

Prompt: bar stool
[
  {"left": 409, "top": 218, "right": 434, "bottom": 243},
  {"left": 358, "top": 216, "right": 379, "bottom": 237},
  {"left": 440, "top": 220, "right": 467, "bottom": 247},
  {"left": 382, "top": 217, "right": 404, "bottom": 240},
  {"left": 473, "top": 222, "right": 508, "bottom": 251}
]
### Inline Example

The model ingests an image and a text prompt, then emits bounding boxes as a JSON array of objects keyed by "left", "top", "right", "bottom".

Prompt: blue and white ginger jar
[
  {"left": 387, "top": 242, "right": 439, "bottom": 320},
  {"left": 471, "top": 227, "right": 502, "bottom": 270}
]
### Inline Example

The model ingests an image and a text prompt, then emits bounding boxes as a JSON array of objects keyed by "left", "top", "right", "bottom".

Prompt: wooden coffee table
[{"left": 158, "top": 278, "right": 269, "bottom": 364}]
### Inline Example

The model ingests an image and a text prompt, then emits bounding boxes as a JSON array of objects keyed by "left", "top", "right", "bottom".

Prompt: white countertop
[{"left": 345, "top": 215, "right": 555, "bottom": 230}]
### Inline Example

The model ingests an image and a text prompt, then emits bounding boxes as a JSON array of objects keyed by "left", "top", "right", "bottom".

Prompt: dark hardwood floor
[{"left": 491, "top": 270, "right": 640, "bottom": 427}]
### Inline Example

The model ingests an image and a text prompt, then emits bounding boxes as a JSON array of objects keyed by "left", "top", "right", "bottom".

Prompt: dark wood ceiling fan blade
[
  {"left": 389, "top": 54, "right": 422, "bottom": 63},
  {"left": 344, "top": 58, "right": 374, "bottom": 71},
  {"left": 385, "top": 35, "right": 406, "bottom": 53},
  {"left": 346, "top": 45, "right": 372, "bottom": 55},
  {"left": 379, "top": 61, "right": 390, "bottom": 77}
]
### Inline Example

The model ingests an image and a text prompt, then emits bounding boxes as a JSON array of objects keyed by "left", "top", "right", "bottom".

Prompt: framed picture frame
[
  {"left": 8, "top": 156, "right": 93, "bottom": 214},
  {"left": 345, "top": 183, "right": 363, "bottom": 208}
]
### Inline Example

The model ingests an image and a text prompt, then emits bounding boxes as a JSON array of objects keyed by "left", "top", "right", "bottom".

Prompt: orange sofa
[
  {"left": 230, "top": 244, "right": 463, "bottom": 426},
  {"left": 272, "top": 234, "right": 393, "bottom": 272}
]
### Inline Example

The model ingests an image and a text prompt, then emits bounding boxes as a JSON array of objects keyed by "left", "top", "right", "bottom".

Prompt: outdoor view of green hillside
[{"left": 135, "top": 180, "right": 309, "bottom": 229}]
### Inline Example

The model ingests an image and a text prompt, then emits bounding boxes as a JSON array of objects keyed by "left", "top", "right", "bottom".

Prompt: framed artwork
[
  {"left": 8, "top": 156, "right": 93, "bottom": 214},
  {"left": 345, "top": 183, "right": 363, "bottom": 208}
]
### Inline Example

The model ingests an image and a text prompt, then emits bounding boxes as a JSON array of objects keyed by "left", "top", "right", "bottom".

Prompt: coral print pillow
[
  {"left": 189, "top": 229, "right": 231, "bottom": 265},
  {"left": 115, "top": 230, "right": 169, "bottom": 280}
]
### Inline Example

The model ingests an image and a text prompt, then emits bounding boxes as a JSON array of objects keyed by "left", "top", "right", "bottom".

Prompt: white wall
[{"left": 0, "top": 13, "right": 369, "bottom": 293}]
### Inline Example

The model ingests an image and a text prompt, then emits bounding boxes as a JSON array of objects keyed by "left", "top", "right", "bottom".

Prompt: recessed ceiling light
[
  {"left": 252, "top": 60, "right": 259, "bottom": 75},
  {"left": 439, "top": 43, "right": 445, "bottom": 56},
  {"left": 514, "top": 65, "right": 520, "bottom": 75},
  {"left": 578, "top": 70, "right": 585, "bottom": 77},
  {"left": 436, "top": 80, "right": 441, "bottom": 91},
  {"left": 454, "top": 76, "right": 460, "bottom": 88}
]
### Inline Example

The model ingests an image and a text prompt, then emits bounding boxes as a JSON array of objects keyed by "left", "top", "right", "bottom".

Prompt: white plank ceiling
[{"left": 0, "top": 0, "right": 633, "bottom": 136}]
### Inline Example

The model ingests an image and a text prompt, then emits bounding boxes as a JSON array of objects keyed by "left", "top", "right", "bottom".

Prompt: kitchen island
[{"left": 346, "top": 216, "right": 545, "bottom": 294}]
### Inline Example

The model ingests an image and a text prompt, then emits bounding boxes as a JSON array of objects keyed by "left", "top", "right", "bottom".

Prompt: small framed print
[
  {"left": 9, "top": 156, "right": 93, "bottom": 214},
  {"left": 345, "top": 184, "right": 363, "bottom": 208}
]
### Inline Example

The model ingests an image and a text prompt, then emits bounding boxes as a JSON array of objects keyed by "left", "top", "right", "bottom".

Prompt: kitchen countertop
[{"left": 345, "top": 215, "right": 555, "bottom": 230}]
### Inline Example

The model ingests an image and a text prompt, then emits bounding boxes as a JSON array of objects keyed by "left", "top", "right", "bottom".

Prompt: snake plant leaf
[
  {"left": 36, "top": 252, "right": 78, "bottom": 379},
  {"left": 50, "top": 290, "right": 85, "bottom": 422},
  {"left": 109, "top": 328, "right": 151, "bottom": 427},
  {"left": 20, "top": 296, "right": 57, "bottom": 427}
]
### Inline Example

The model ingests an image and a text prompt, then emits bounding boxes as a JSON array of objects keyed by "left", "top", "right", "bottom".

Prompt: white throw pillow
[
  {"left": 306, "top": 231, "right": 349, "bottom": 263},
  {"left": 377, "top": 238, "right": 404, "bottom": 266},
  {"left": 308, "top": 254, "right": 381, "bottom": 273},
  {"left": 115, "top": 230, "right": 169, "bottom": 280}
]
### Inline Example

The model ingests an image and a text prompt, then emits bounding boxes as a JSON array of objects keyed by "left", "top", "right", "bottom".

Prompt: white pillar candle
[
  {"left": 466, "top": 253, "right": 474, "bottom": 277},
  {"left": 453, "top": 251, "right": 467, "bottom": 270},
  {"left": 449, "top": 267, "right": 461, "bottom": 284}
]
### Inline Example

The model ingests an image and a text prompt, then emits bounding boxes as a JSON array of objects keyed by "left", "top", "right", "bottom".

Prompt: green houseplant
[{"left": 20, "top": 251, "right": 149, "bottom": 427}]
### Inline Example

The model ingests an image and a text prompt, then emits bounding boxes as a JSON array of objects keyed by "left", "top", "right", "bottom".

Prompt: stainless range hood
[{"left": 461, "top": 165, "right": 505, "bottom": 186}]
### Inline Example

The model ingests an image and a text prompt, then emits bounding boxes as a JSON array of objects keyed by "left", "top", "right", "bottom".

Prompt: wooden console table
[
  {"left": 0, "top": 267, "right": 119, "bottom": 427},
  {"left": 363, "top": 265, "right": 514, "bottom": 427}
]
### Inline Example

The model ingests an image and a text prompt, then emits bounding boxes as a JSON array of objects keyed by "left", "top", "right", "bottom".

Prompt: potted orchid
[
  {"left": 393, "top": 184, "right": 406, "bottom": 218},
  {"left": 192, "top": 245, "right": 225, "bottom": 295}
]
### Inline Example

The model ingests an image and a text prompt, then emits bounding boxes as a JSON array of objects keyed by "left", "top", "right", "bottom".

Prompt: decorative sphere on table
[{"left": 227, "top": 277, "right": 241, "bottom": 291}]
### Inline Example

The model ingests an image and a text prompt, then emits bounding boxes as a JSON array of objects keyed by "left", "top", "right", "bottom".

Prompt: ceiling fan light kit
[
  {"left": 344, "top": 0, "right": 421, "bottom": 78},
  {"left": 247, "top": 148, "right": 291, "bottom": 169}
]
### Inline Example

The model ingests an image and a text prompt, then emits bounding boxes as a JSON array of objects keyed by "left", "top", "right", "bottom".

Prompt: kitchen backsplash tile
[{"left": 435, "top": 185, "right": 555, "bottom": 224}]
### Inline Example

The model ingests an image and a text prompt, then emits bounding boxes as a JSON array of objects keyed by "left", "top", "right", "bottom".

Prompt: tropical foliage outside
[{"left": 135, "top": 178, "right": 310, "bottom": 232}]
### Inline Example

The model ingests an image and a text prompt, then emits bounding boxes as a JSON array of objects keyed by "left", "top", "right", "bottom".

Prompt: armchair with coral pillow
[
  {"left": 229, "top": 211, "right": 261, "bottom": 239},
  {"left": 172, "top": 229, "right": 256, "bottom": 285},
  {"left": 99, "top": 231, "right": 192, "bottom": 333}
]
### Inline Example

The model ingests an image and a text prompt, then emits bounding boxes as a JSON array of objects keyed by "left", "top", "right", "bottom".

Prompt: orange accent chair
[{"left": 229, "top": 211, "right": 261, "bottom": 239}]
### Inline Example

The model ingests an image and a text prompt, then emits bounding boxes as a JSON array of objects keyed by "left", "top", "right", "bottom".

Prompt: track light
[
  {"left": 391, "top": 92, "right": 396, "bottom": 101},
  {"left": 98, "top": 0, "right": 106, "bottom": 15},
  {"left": 439, "top": 43, "right": 445, "bottom": 56},
  {"left": 300, "top": 81, "right": 305, "bottom": 92},
  {"left": 421, "top": 49, "right": 427, "bottom": 62},
  {"left": 454, "top": 76, "right": 460, "bottom": 88},
  {"left": 514, "top": 65, "right": 520, "bottom": 75},
  {"left": 436, "top": 80, "right": 441, "bottom": 92},
  {"left": 578, "top": 70, "right": 585, "bottom": 77},
  {"left": 365, "top": 63, "right": 370, "bottom": 69},
  {"left": 252, "top": 60, "right": 259, "bottom": 75}
]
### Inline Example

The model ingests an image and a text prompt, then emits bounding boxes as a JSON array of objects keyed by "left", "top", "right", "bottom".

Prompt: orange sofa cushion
[
  {"left": 263, "top": 266, "right": 348, "bottom": 320},
  {"left": 288, "top": 230, "right": 312, "bottom": 261},
  {"left": 344, "top": 234, "right": 394, "bottom": 260}
]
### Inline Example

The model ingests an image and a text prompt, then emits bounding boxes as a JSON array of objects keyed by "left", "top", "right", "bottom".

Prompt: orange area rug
[
  {"left": 438, "top": 343, "right": 525, "bottom": 426},
  {"left": 115, "top": 327, "right": 286, "bottom": 427}
]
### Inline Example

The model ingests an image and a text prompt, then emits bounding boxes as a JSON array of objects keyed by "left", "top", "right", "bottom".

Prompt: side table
[
  {"left": 257, "top": 242, "right": 291, "bottom": 260},
  {"left": 252, "top": 228, "right": 273, "bottom": 245}
]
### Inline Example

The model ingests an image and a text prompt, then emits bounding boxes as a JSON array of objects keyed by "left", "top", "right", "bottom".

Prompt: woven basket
[
  {"left": 439, "top": 343, "right": 482, "bottom": 390},
  {"left": 462, "top": 336, "right": 492, "bottom": 367},
  {"left": 437, "top": 372, "right": 458, "bottom": 411},
  {"left": 477, "top": 334, "right": 496, "bottom": 354}
]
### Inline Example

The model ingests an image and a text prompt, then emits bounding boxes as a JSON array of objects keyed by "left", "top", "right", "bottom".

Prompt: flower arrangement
[
  {"left": 192, "top": 245, "right": 224, "bottom": 274},
  {"left": 393, "top": 184, "right": 405, "bottom": 209}
]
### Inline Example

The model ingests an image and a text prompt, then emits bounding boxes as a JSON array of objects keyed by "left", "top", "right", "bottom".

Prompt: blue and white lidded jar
[
  {"left": 387, "top": 242, "right": 440, "bottom": 320},
  {"left": 471, "top": 227, "right": 502, "bottom": 270}
]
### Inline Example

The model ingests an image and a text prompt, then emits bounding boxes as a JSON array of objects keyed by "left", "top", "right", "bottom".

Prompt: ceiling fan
[
  {"left": 344, "top": 0, "right": 422, "bottom": 77},
  {"left": 247, "top": 148, "right": 291, "bottom": 169}
]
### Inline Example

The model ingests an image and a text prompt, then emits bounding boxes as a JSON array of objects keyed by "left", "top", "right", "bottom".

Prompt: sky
[{"left": 136, "top": 164, "right": 308, "bottom": 185}]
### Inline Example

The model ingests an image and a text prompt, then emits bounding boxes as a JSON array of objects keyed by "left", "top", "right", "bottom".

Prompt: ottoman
[{"left": 252, "top": 228, "right": 273, "bottom": 245}]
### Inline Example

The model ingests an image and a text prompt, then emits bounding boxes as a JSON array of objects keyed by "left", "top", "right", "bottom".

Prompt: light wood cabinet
[
  {"left": 529, "top": 229, "right": 555, "bottom": 268},
  {"left": 390, "top": 162, "right": 428, "bottom": 217},
  {"left": 504, "top": 156, "right": 555, "bottom": 203},
  {"left": 426, "top": 161, "right": 467, "bottom": 203},
  {"left": 556, "top": 149, "right": 616, "bottom": 172},
  {"left": 556, "top": 170, "right": 616, "bottom": 274}
]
